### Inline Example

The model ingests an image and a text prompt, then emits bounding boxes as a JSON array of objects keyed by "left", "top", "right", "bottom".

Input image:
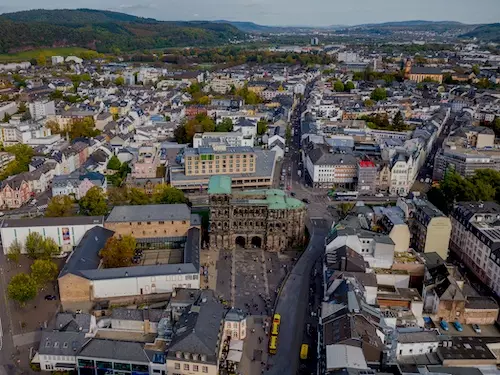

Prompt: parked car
[
  {"left": 375, "top": 193, "right": 384, "bottom": 197},
  {"left": 290, "top": 192, "right": 296, "bottom": 197},
  {"left": 44, "top": 295, "right": 57, "bottom": 300},
  {"left": 302, "top": 198, "right": 310, "bottom": 204},
  {"left": 453, "top": 321, "right": 463, "bottom": 332},
  {"left": 472, "top": 324, "right": 481, "bottom": 333},
  {"left": 440, "top": 320, "right": 449, "bottom": 331}
]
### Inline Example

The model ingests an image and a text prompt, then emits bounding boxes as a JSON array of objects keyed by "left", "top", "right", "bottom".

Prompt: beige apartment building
[
  {"left": 410, "top": 199, "right": 451, "bottom": 260},
  {"left": 184, "top": 145, "right": 256, "bottom": 177},
  {"left": 105, "top": 204, "right": 198, "bottom": 240}
]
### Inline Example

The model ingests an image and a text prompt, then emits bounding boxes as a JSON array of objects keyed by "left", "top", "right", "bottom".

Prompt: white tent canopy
[
  {"left": 229, "top": 339, "right": 244, "bottom": 351},
  {"left": 227, "top": 350, "right": 243, "bottom": 363}
]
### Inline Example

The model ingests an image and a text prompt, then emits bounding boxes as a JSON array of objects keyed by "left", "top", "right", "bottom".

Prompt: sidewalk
[
  {"left": 200, "top": 247, "right": 220, "bottom": 291},
  {"left": 239, "top": 315, "right": 271, "bottom": 375},
  {"left": 13, "top": 331, "right": 40, "bottom": 347}
]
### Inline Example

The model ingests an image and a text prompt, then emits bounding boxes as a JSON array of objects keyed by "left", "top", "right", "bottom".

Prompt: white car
[{"left": 375, "top": 193, "right": 384, "bottom": 197}]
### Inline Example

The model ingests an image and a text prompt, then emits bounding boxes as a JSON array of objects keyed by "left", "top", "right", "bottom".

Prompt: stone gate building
[{"left": 208, "top": 176, "right": 306, "bottom": 252}]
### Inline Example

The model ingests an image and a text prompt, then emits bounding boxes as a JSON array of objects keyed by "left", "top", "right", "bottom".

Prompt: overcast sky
[{"left": 1, "top": 0, "right": 499, "bottom": 26}]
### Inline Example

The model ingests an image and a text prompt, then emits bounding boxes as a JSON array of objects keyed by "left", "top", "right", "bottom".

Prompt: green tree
[
  {"left": 79, "top": 187, "right": 108, "bottom": 216},
  {"left": 107, "top": 155, "right": 121, "bottom": 170},
  {"left": 114, "top": 76, "right": 125, "bottom": 86},
  {"left": 364, "top": 99, "right": 375, "bottom": 107},
  {"left": 30, "top": 259, "right": 58, "bottom": 287},
  {"left": 99, "top": 235, "right": 136, "bottom": 268},
  {"left": 68, "top": 117, "right": 100, "bottom": 140},
  {"left": 345, "top": 81, "right": 355, "bottom": 91},
  {"left": 215, "top": 118, "right": 233, "bottom": 132},
  {"left": 25, "top": 232, "right": 44, "bottom": 259},
  {"left": 472, "top": 64, "right": 480, "bottom": 75},
  {"left": 42, "top": 238, "right": 60, "bottom": 258},
  {"left": 17, "top": 102, "right": 27, "bottom": 113},
  {"left": 285, "top": 125, "right": 292, "bottom": 143},
  {"left": 370, "top": 87, "right": 387, "bottom": 101},
  {"left": 153, "top": 184, "right": 188, "bottom": 204},
  {"left": 129, "top": 188, "right": 151, "bottom": 205},
  {"left": 7, "top": 240, "right": 22, "bottom": 263},
  {"left": 2, "top": 113, "right": 11, "bottom": 123},
  {"left": 257, "top": 120, "right": 268, "bottom": 136},
  {"left": 46, "top": 195, "right": 73, "bottom": 217},
  {"left": 392, "top": 111, "right": 405, "bottom": 131},
  {"left": 333, "top": 80, "right": 345, "bottom": 92},
  {"left": 8, "top": 273, "right": 37, "bottom": 305}
]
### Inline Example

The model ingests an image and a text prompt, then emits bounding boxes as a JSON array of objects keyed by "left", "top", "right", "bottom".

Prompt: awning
[
  {"left": 227, "top": 350, "right": 243, "bottom": 363},
  {"left": 31, "top": 353, "right": 40, "bottom": 364},
  {"left": 229, "top": 340, "right": 244, "bottom": 351}
]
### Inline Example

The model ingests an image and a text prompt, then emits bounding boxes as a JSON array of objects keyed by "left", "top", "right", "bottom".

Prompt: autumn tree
[
  {"left": 114, "top": 76, "right": 125, "bottom": 86},
  {"left": 8, "top": 273, "right": 37, "bottom": 305},
  {"left": 79, "top": 187, "right": 108, "bottom": 216},
  {"left": 129, "top": 188, "right": 151, "bottom": 205},
  {"left": 99, "top": 235, "right": 136, "bottom": 268},
  {"left": 7, "top": 240, "right": 22, "bottom": 263},
  {"left": 107, "top": 186, "right": 129, "bottom": 206},
  {"left": 153, "top": 184, "right": 188, "bottom": 204},
  {"left": 31, "top": 259, "right": 58, "bottom": 287},
  {"left": 36, "top": 53, "right": 46, "bottom": 66},
  {"left": 46, "top": 195, "right": 73, "bottom": 217}
]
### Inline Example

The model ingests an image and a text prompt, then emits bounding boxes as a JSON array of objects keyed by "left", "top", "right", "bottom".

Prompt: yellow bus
[
  {"left": 300, "top": 344, "right": 309, "bottom": 360},
  {"left": 271, "top": 313, "right": 281, "bottom": 336},
  {"left": 269, "top": 335, "right": 278, "bottom": 355}
]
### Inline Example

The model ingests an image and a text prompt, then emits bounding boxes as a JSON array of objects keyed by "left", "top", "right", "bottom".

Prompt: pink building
[
  {"left": 0, "top": 177, "right": 32, "bottom": 209},
  {"left": 132, "top": 146, "right": 160, "bottom": 179}
]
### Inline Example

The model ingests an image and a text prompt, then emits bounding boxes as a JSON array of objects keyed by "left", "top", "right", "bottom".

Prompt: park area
[{"left": 0, "top": 47, "right": 95, "bottom": 62}]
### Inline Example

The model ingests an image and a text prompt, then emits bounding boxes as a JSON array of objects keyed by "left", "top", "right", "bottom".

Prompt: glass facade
[{"left": 77, "top": 359, "right": 150, "bottom": 375}]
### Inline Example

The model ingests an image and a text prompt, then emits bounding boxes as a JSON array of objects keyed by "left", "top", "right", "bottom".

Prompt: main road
[{"left": 265, "top": 217, "right": 329, "bottom": 375}]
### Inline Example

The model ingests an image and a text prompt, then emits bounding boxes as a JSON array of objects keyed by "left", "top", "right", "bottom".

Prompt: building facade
[{"left": 208, "top": 176, "right": 306, "bottom": 252}]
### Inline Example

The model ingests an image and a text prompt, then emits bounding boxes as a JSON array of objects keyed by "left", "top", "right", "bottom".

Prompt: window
[
  {"left": 147, "top": 222, "right": 151, "bottom": 225},
  {"left": 159, "top": 221, "right": 164, "bottom": 224},
  {"left": 202, "top": 366, "right": 208, "bottom": 373},
  {"left": 175, "top": 363, "right": 180, "bottom": 370},
  {"left": 153, "top": 370, "right": 161, "bottom": 373},
  {"left": 193, "top": 365, "right": 199, "bottom": 371},
  {"left": 184, "top": 364, "right": 189, "bottom": 370},
  {"left": 138, "top": 222, "right": 142, "bottom": 225}
]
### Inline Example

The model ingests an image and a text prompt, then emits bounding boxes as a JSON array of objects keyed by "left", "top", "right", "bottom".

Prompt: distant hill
[
  {"left": 0, "top": 9, "right": 244, "bottom": 54},
  {"left": 460, "top": 23, "right": 500, "bottom": 43}
]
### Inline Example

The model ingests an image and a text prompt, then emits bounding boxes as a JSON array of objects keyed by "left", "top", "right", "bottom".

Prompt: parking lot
[{"left": 437, "top": 322, "right": 500, "bottom": 337}]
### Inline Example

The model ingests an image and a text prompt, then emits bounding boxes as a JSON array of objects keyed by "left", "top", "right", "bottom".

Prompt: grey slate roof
[
  {"left": 59, "top": 226, "right": 114, "bottom": 278},
  {"left": 2, "top": 216, "right": 104, "bottom": 229},
  {"left": 106, "top": 204, "right": 191, "bottom": 223},
  {"left": 167, "top": 290, "right": 224, "bottom": 364},
  {"left": 39, "top": 331, "right": 87, "bottom": 356},
  {"left": 56, "top": 313, "right": 92, "bottom": 333},
  {"left": 59, "top": 226, "right": 201, "bottom": 281},
  {"left": 78, "top": 339, "right": 150, "bottom": 363}
]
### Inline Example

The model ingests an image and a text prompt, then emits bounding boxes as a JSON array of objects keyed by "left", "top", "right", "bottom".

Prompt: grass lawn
[{"left": 0, "top": 47, "right": 93, "bottom": 62}]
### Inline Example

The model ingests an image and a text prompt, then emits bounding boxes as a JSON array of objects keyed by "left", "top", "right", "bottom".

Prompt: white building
[
  {"left": 51, "top": 56, "right": 65, "bottom": 65},
  {"left": 193, "top": 131, "right": 253, "bottom": 148},
  {"left": 223, "top": 308, "right": 247, "bottom": 340},
  {"left": 0, "top": 102, "right": 18, "bottom": 120},
  {"left": 389, "top": 153, "right": 416, "bottom": 196},
  {"left": 396, "top": 330, "right": 440, "bottom": 358},
  {"left": 1, "top": 216, "right": 105, "bottom": 254},
  {"left": 450, "top": 202, "right": 500, "bottom": 294},
  {"left": 29, "top": 100, "right": 56, "bottom": 120}
]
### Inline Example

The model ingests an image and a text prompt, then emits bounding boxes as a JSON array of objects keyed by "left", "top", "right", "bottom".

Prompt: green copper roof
[
  {"left": 240, "top": 189, "right": 305, "bottom": 210},
  {"left": 208, "top": 175, "right": 232, "bottom": 195}
]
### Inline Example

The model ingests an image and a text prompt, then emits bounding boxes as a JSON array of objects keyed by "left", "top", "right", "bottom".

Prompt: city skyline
[{"left": 0, "top": 0, "right": 499, "bottom": 26}]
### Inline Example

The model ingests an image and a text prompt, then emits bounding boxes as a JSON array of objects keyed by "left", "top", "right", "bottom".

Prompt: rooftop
[{"left": 106, "top": 204, "right": 191, "bottom": 223}]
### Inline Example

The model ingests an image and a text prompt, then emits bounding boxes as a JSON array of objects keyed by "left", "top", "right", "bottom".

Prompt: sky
[{"left": 0, "top": 0, "right": 499, "bottom": 26}]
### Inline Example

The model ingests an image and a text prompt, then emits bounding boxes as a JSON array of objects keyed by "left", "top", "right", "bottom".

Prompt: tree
[
  {"left": 42, "top": 238, "right": 61, "bottom": 258},
  {"left": 472, "top": 64, "right": 480, "bottom": 75},
  {"left": 333, "top": 80, "right": 345, "bottom": 92},
  {"left": 370, "top": 87, "right": 387, "bottom": 101},
  {"left": 25, "top": 232, "right": 44, "bottom": 259},
  {"left": 285, "top": 125, "right": 292, "bottom": 143},
  {"left": 129, "top": 188, "right": 151, "bottom": 205},
  {"left": 79, "top": 187, "right": 108, "bottom": 216},
  {"left": 7, "top": 240, "right": 22, "bottom": 263},
  {"left": 8, "top": 273, "right": 37, "bottom": 305},
  {"left": 215, "top": 118, "right": 233, "bottom": 132},
  {"left": 107, "top": 155, "right": 121, "bottom": 170},
  {"left": 345, "top": 81, "right": 355, "bottom": 91},
  {"left": 153, "top": 184, "right": 188, "bottom": 204},
  {"left": 114, "top": 76, "right": 125, "bottom": 86},
  {"left": 46, "top": 195, "right": 73, "bottom": 217},
  {"left": 99, "top": 235, "right": 136, "bottom": 268},
  {"left": 31, "top": 259, "right": 58, "bottom": 287},
  {"left": 46, "top": 120, "right": 61, "bottom": 133},
  {"left": 17, "top": 102, "right": 27, "bottom": 113},
  {"left": 68, "top": 118, "right": 100, "bottom": 140},
  {"left": 392, "top": 111, "right": 405, "bottom": 131},
  {"left": 257, "top": 120, "right": 268, "bottom": 136},
  {"left": 107, "top": 186, "right": 129, "bottom": 206},
  {"left": 36, "top": 53, "right": 46, "bottom": 66},
  {"left": 364, "top": 99, "right": 375, "bottom": 107}
]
